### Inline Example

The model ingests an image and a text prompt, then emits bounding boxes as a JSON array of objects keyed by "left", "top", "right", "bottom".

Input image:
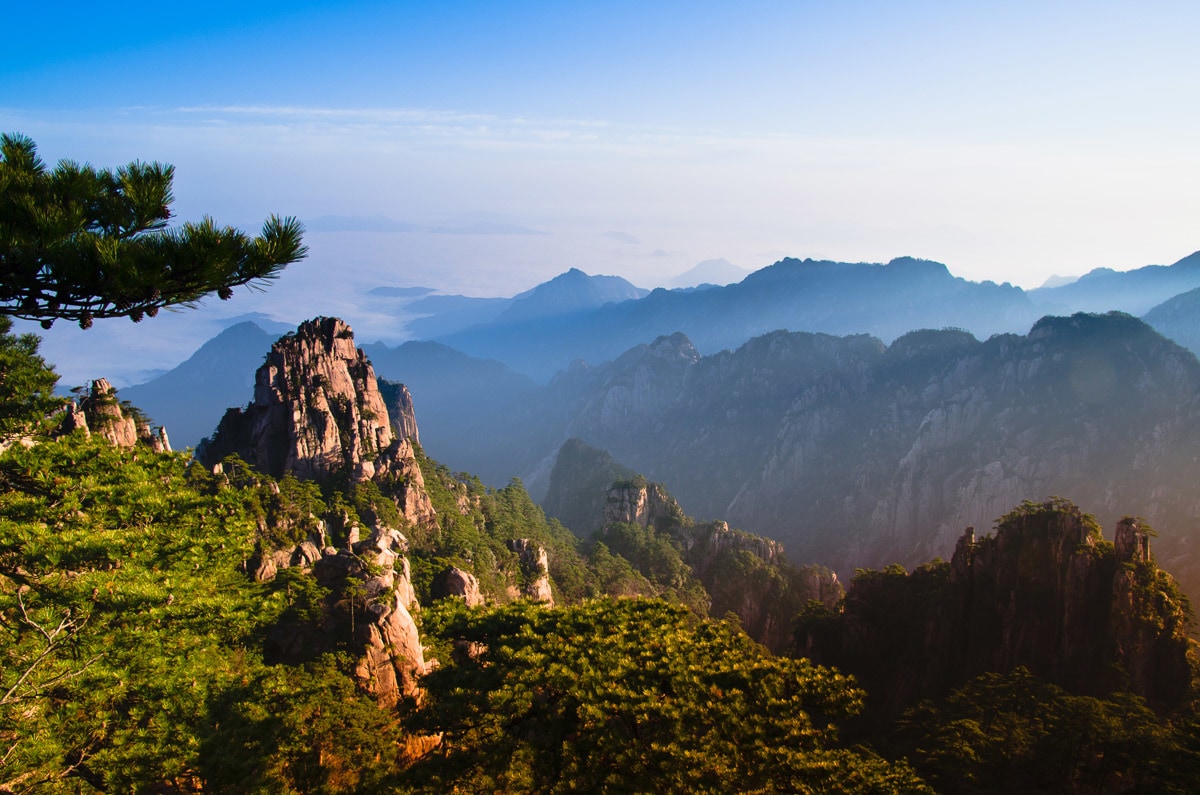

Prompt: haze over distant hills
[
  {"left": 122, "top": 250, "right": 1200, "bottom": 453},
  {"left": 1143, "top": 286, "right": 1200, "bottom": 356},
  {"left": 515, "top": 314, "right": 1200, "bottom": 600},
  {"left": 404, "top": 267, "right": 648, "bottom": 340},
  {"left": 120, "top": 320, "right": 287, "bottom": 447},
  {"left": 401, "top": 250, "right": 1200, "bottom": 382},
  {"left": 434, "top": 256, "right": 1038, "bottom": 381},
  {"left": 1028, "top": 250, "right": 1200, "bottom": 315},
  {"left": 665, "top": 257, "right": 749, "bottom": 288}
]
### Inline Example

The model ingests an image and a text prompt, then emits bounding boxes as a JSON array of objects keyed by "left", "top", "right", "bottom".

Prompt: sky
[{"left": 4, "top": 1, "right": 1200, "bottom": 385}]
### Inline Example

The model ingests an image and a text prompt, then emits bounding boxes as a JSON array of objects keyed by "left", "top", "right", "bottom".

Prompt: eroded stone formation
[
  {"left": 508, "top": 539, "right": 554, "bottom": 605},
  {"left": 202, "top": 318, "right": 415, "bottom": 482},
  {"left": 432, "top": 566, "right": 484, "bottom": 607},
  {"left": 200, "top": 318, "right": 440, "bottom": 706},
  {"left": 60, "top": 378, "right": 171, "bottom": 452}
]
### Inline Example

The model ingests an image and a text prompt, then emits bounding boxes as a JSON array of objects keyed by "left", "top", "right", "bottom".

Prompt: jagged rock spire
[
  {"left": 199, "top": 316, "right": 435, "bottom": 525},
  {"left": 201, "top": 318, "right": 394, "bottom": 480}
]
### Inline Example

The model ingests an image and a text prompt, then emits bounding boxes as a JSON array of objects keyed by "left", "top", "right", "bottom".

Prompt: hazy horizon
[{"left": 5, "top": 1, "right": 1199, "bottom": 385}]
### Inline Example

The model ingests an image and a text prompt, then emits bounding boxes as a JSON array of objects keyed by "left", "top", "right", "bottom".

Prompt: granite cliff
[
  {"left": 202, "top": 318, "right": 406, "bottom": 479},
  {"left": 198, "top": 317, "right": 568, "bottom": 707},
  {"left": 796, "top": 499, "right": 1194, "bottom": 720},
  {"left": 198, "top": 317, "right": 439, "bottom": 705},
  {"left": 199, "top": 317, "right": 435, "bottom": 527},
  {"left": 57, "top": 378, "right": 171, "bottom": 452}
]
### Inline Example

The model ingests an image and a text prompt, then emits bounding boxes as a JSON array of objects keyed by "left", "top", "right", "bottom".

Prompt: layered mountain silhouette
[
  {"left": 127, "top": 252, "right": 1200, "bottom": 451},
  {"left": 1143, "top": 285, "right": 1200, "bottom": 358},
  {"left": 665, "top": 257, "right": 749, "bottom": 288},
  {"left": 1029, "top": 250, "right": 1200, "bottom": 315},
  {"left": 405, "top": 268, "right": 648, "bottom": 340},
  {"left": 433, "top": 257, "right": 1037, "bottom": 381},
  {"left": 458, "top": 313, "right": 1200, "bottom": 601},
  {"left": 121, "top": 254, "right": 1200, "bottom": 609}
]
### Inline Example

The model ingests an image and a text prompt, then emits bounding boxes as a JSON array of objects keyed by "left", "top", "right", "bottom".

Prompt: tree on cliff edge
[{"left": 0, "top": 133, "right": 306, "bottom": 329}]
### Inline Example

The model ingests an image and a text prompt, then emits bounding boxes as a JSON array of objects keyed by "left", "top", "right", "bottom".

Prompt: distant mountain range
[
  {"left": 119, "top": 322, "right": 278, "bottom": 448},
  {"left": 122, "top": 251, "right": 1200, "bottom": 453},
  {"left": 433, "top": 257, "right": 1039, "bottom": 381},
  {"left": 1028, "top": 250, "right": 1200, "bottom": 315},
  {"left": 419, "top": 252, "right": 1200, "bottom": 382},
  {"left": 507, "top": 313, "right": 1200, "bottom": 601},
  {"left": 665, "top": 257, "right": 749, "bottom": 288},
  {"left": 405, "top": 268, "right": 648, "bottom": 340},
  {"left": 1142, "top": 286, "right": 1200, "bottom": 356}
]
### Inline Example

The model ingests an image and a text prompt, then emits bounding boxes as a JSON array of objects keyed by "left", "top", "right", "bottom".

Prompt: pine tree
[{"left": 0, "top": 133, "right": 306, "bottom": 329}]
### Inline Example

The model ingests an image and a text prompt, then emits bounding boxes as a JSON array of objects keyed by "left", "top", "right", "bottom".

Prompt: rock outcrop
[
  {"left": 797, "top": 499, "right": 1193, "bottom": 719},
  {"left": 63, "top": 378, "right": 171, "bottom": 452},
  {"left": 542, "top": 438, "right": 638, "bottom": 537},
  {"left": 508, "top": 539, "right": 554, "bottom": 605},
  {"left": 306, "top": 525, "right": 430, "bottom": 705},
  {"left": 600, "top": 475, "right": 842, "bottom": 652},
  {"left": 199, "top": 317, "right": 435, "bottom": 527},
  {"left": 603, "top": 477, "right": 685, "bottom": 532},
  {"left": 80, "top": 378, "right": 138, "bottom": 447},
  {"left": 202, "top": 318, "right": 439, "bottom": 706},
  {"left": 201, "top": 317, "right": 395, "bottom": 480},
  {"left": 378, "top": 378, "right": 420, "bottom": 444},
  {"left": 431, "top": 566, "right": 484, "bottom": 607}
]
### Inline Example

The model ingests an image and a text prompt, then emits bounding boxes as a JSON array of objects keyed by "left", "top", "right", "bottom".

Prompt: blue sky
[{"left": 5, "top": 1, "right": 1200, "bottom": 384}]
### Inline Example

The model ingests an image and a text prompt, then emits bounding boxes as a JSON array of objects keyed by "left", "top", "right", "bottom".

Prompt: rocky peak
[
  {"left": 1115, "top": 516, "right": 1151, "bottom": 564},
  {"left": 201, "top": 317, "right": 401, "bottom": 481},
  {"left": 644, "top": 332, "right": 700, "bottom": 365},
  {"left": 207, "top": 318, "right": 439, "bottom": 707},
  {"left": 65, "top": 378, "right": 171, "bottom": 452},
  {"left": 378, "top": 379, "right": 420, "bottom": 444},
  {"left": 603, "top": 478, "right": 683, "bottom": 531}
]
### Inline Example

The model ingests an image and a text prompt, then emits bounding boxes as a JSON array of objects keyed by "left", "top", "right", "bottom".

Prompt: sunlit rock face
[
  {"left": 508, "top": 539, "right": 554, "bottom": 605},
  {"left": 68, "top": 378, "right": 171, "bottom": 452},
  {"left": 201, "top": 317, "right": 393, "bottom": 479},
  {"left": 198, "top": 317, "right": 440, "bottom": 707},
  {"left": 432, "top": 566, "right": 484, "bottom": 607},
  {"left": 199, "top": 317, "right": 435, "bottom": 527}
]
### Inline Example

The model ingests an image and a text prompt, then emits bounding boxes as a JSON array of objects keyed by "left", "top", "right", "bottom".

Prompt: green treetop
[
  {"left": 0, "top": 133, "right": 306, "bottom": 329},
  {"left": 0, "top": 317, "right": 60, "bottom": 441}
]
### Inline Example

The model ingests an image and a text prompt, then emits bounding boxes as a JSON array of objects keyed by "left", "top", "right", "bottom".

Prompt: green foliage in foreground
[
  {"left": 412, "top": 452, "right": 598, "bottom": 604},
  {"left": 6, "top": 430, "right": 1197, "bottom": 792},
  {"left": 0, "top": 436, "right": 253, "bottom": 789},
  {"left": 0, "top": 317, "right": 62, "bottom": 441},
  {"left": 409, "top": 598, "right": 930, "bottom": 794},
  {"left": 893, "top": 667, "right": 1200, "bottom": 794}
]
